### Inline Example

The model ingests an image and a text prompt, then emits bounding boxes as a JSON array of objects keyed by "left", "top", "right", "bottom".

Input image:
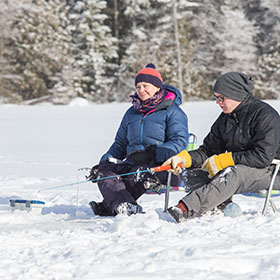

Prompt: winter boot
[
  {"left": 115, "top": 202, "right": 144, "bottom": 216},
  {"left": 143, "top": 176, "right": 162, "bottom": 193},
  {"left": 89, "top": 201, "right": 113, "bottom": 216},
  {"left": 210, "top": 197, "right": 233, "bottom": 214},
  {"left": 217, "top": 197, "right": 233, "bottom": 212},
  {"left": 168, "top": 201, "right": 189, "bottom": 223}
]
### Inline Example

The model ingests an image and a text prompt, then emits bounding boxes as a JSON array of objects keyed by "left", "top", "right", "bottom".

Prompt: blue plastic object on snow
[{"left": 10, "top": 199, "right": 45, "bottom": 214}]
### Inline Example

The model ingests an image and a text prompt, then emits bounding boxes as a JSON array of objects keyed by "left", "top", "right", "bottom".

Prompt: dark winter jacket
[
  {"left": 100, "top": 84, "right": 189, "bottom": 164},
  {"left": 190, "top": 94, "right": 280, "bottom": 168}
]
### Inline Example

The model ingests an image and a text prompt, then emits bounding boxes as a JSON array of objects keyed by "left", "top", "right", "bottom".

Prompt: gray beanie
[{"left": 213, "top": 72, "right": 254, "bottom": 101}]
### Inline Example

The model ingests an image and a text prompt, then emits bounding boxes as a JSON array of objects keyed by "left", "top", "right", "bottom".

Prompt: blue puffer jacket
[{"left": 100, "top": 84, "right": 189, "bottom": 164}]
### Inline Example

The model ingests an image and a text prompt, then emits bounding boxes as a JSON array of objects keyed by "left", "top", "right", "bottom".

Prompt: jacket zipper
[{"left": 140, "top": 117, "right": 145, "bottom": 147}]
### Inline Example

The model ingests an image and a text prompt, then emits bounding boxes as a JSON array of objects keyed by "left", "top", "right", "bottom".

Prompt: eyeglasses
[{"left": 213, "top": 94, "right": 226, "bottom": 103}]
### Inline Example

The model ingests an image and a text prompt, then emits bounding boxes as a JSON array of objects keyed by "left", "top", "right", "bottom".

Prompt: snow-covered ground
[{"left": 1, "top": 99, "right": 280, "bottom": 280}]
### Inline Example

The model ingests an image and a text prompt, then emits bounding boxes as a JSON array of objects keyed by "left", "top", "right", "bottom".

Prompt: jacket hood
[
  {"left": 231, "top": 92, "right": 253, "bottom": 114},
  {"left": 163, "top": 84, "right": 182, "bottom": 106}
]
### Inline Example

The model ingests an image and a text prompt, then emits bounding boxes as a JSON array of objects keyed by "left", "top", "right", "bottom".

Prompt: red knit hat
[{"left": 135, "top": 63, "right": 163, "bottom": 88}]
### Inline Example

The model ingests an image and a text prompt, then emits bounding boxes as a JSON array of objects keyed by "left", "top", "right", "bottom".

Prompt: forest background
[{"left": 0, "top": 0, "right": 279, "bottom": 105}]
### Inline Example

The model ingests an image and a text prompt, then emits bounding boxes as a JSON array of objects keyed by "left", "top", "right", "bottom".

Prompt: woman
[{"left": 89, "top": 63, "right": 189, "bottom": 216}]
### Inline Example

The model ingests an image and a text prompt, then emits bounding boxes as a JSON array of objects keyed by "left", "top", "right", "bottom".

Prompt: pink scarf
[{"left": 131, "top": 89, "right": 166, "bottom": 115}]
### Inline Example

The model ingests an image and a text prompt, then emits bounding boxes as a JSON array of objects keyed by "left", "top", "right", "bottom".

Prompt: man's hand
[
  {"left": 202, "top": 152, "right": 234, "bottom": 178},
  {"left": 162, "top": 150, "right": 192, "bottom": 175}
]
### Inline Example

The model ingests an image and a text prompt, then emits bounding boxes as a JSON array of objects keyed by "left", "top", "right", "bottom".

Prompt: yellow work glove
[
  {"left": 202, "top": 152, "right": 234, "bottom": 178},
  {"left": 162, "top": 150, "right": 192, "bottom": 175}
]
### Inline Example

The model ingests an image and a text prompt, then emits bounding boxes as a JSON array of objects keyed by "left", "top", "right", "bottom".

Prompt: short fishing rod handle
[{"left": 151, "top": 163, "right": 183, "bottom": 173}]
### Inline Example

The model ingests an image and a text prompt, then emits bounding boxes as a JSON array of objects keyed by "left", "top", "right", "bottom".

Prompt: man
[{"left": 163, "top": 72, "right": 280, "bottom": 222}]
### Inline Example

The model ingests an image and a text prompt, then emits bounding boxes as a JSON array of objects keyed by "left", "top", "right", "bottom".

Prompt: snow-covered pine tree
[
  {"left": 111, "top": 0, "right": 157, "bottom": 101},
  {"left": 154, "top": 0, "right": 204, "bottom": 101},
  {"left": 181, "top": 0, "right": 260, "bottom": 100},
  {"left": 142, "top": 0, "right": 204, "bottom": 101},
  {"left": 257, "top": 41, "right": 280, "bottom": 99},
  {"left": 243, "top": 0, "right": 280, "bottom": 99},
  {"left": 215, "top": 1, "right": 259, "bottom": 77},
  {"left": 3, "top": 0, "right": 74, "bottom": 104},
  {"left": 0, "top": 0, "right": 19, "bottom": 103},
  {"left": 65, "top": 0, "right": 118, "bottom": 103}
]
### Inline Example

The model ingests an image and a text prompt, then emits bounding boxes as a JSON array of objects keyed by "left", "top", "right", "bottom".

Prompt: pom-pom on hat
[
  {"left": 213, "top": 72, "right": 254, "bottom": 102},
  {"left": 135, "top": 63, "right": 163, "bottom": 88}
]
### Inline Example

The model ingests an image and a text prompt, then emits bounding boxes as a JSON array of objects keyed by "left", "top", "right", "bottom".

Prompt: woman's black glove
[
  {"left": 127, "top": 145, "right": 157, "bottom": 165},
  {"left": 86, "top": 164, "right": 99, "bottom": 181}
]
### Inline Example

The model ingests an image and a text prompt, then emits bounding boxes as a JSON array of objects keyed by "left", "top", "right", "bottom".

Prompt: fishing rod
[{"left": 38, "top": 164, "right": 180, "bottom": 192}]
